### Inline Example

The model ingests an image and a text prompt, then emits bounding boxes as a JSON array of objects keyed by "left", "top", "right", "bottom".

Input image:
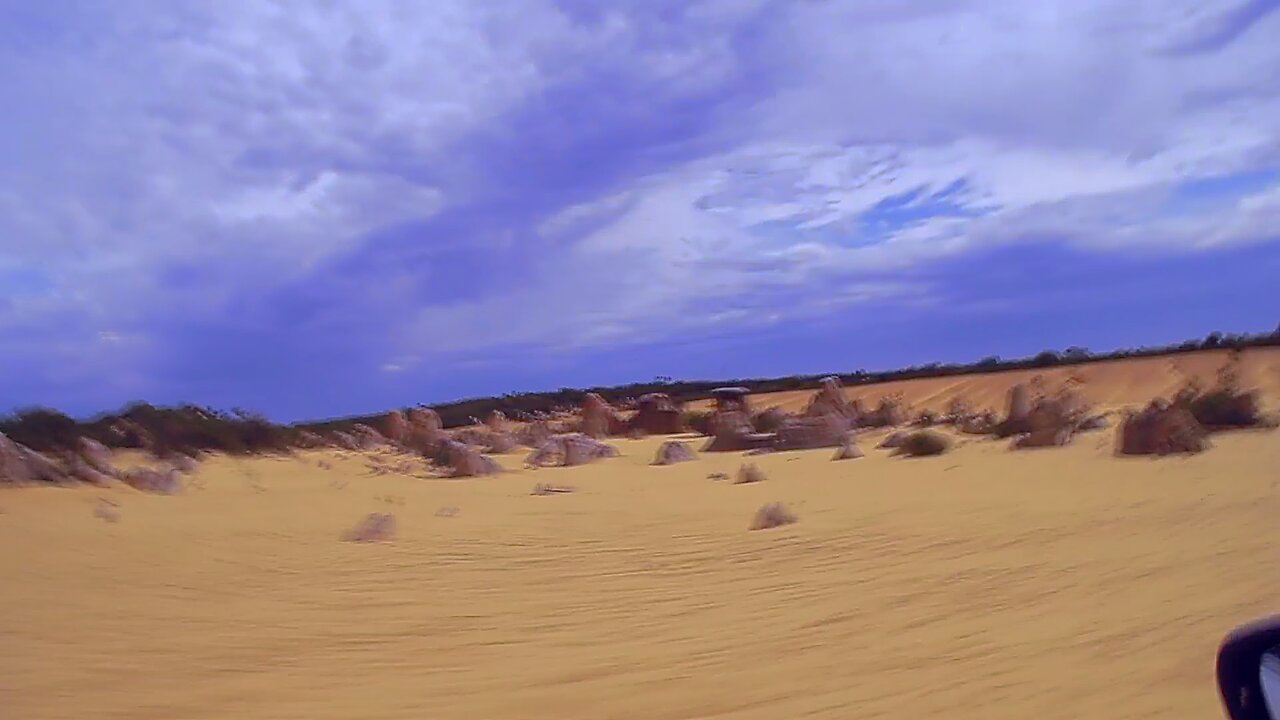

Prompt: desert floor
[{"left": 3, "top": 349, "right": 1280, "bottom": 720}]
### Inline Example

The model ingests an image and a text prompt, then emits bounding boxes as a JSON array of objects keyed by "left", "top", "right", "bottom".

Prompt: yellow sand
[
  {"left": 3, "top": 351, "right": 1280, "bottom": 719},
  {"left": 687, "top": 347, "right": 1280, "bottom": 415}
]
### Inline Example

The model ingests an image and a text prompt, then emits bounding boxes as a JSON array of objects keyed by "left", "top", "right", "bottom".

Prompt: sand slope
[
  {"left": 688, "top": 347, "right": 1280, "bottom": 415},
  {"left": 4, "top": 349, "right": 1280, "bottom": 719},
  {"left": 3, "top": 418, "right": 1280, "bottom": 719}
]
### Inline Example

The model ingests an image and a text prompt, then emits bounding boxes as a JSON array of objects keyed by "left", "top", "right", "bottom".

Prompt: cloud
[{"left": 1, "top": 0, "right": 1279, "bottom": 417}]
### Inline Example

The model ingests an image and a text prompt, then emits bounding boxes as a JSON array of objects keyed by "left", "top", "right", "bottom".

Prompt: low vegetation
[
  {"left": 2, "top": 327, "right": 1276, "bottom": 457},
  {"left": 895, "top": 431, "right": 951, "bottom": 457},
  {"left": 749, "top": 502, "right": 797, "bottom": 531}
]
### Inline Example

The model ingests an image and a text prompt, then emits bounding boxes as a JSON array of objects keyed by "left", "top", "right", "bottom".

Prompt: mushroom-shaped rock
[{"left": 710, "top": 387, "right": 752, "bottom": 414}]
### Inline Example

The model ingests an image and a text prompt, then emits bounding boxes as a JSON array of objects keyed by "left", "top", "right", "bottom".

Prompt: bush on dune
[{"left": 894, "top": 430, "right": 951, "bottom": 457}]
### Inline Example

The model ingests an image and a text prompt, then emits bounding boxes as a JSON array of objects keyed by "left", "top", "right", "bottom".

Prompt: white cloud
[{"left": 2, "top": 0, "right": 1280, "bottom": 401}]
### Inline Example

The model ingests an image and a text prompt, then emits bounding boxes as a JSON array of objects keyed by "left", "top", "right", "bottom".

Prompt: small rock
[
  {"left": 877, "top": 431, "right": 908, "bottom": 449},
  {"left": 122, "top": 468, "right": 184, "bottom": 495},
  {"left": 832, "top": 437, "right": 864, "bottom": 461},
  {"left": 653, "top": 441, "right": 697, "bottom": 465}
]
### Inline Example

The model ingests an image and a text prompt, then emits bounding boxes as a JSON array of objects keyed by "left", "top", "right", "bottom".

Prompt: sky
[{"left": 1, "top": 0, "right": 1279, "bottom": 422}]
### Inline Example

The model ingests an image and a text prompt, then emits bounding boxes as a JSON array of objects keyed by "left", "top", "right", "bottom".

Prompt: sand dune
[
  {"left": 3, "top": 350, "right": 1280, "bottom": 719},
  {"left": 688, "top": 347, "right": 1280, "bottom": 416}
]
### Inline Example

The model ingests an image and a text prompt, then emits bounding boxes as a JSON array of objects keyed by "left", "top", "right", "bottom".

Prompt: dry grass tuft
[
  {"left": 735, "top": 463, "right": 767, "bottom": 484},
  {"left": 749, "top": 502, "right": 797, "bottom": 531}
]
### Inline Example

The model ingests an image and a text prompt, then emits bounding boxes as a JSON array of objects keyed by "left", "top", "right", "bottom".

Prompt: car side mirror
[{"left": 1218, "top": 615, "right": 1280, "bottom": 720}]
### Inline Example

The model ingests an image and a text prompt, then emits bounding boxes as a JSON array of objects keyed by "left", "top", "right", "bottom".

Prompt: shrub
[
  {"left": 895, "top": 430, "right": 951, "bottom": 457},
  {"left": 0, "top": 408, "right": 81, "bottom": 452},
  {"left": 735, "top": 463, "right": 767, "bottom": 484},
  {"left": 749, "top": 502, "right": 797, "bottom": 531}
]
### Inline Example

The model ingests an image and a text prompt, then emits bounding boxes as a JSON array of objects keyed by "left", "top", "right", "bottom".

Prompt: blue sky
[{"left": 2, "top": 0, "right": 1279, "bottom": 422}]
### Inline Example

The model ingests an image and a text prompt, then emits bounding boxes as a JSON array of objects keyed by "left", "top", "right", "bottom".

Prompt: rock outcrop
[
  {"left": 1, "top": 433, "right": 37, "bottom": 486},
  {"left": 382, "top": 411, "right": 410, "bottom": 445},
  {"left": 484, "top": 432, "right": 519, "bottom": 454},
  {"left": 701, "top": 411, "right": 772, "bottom": 453},
  {"left": 295, "top": 430, "right": 328, "bottom": 449},
  {"left": 79, "top": 438, "right": 119, "bottom": 478},
  {"left": 404, "top": 408, "right": 447, "bottom": 455},
  {"left": 581, "top": 394, "right": 625, "bottom": 439},
  {"left": 350, "top": 424, "right": 388, "bottom": 450},
  {"left": 832, "top": 436, "right": 864, "bottom": 461},
  {"left": 516, "top": 421, "right": 553, "bottom": 448},
  {"left": 330, "top": 431, "right": 361, "bottom": 451},
  {"left": 862, "top": 397, "right": 905, "bottom": 428},
  {"left": 772, "top": 414, "right": 852, "bottom": 451},
  {"left": 628, "top": 393, "right": 685, "bottom": 436},
  {"left": 66, "top": 456, "right": 116, "bottom": 486},
  {"left": 525, "top": 434, "right": 620, "bottom": 467},
  {"left": 1117, "top": 401, "right": 1209, "bottom": 456},
  {"left": 997, "top": 384, "right": 1033, "bottom": 437},
  {"left": 653, "top": 441, "right": 697, "bottom": 465},
  {"left": 751, "top": 407, "right": 790, "bottom": 433},
  {"left": 122, "top": 467, "right": 184, "bottom": 495},
  {"left": 877, "top": 431, "right": 908, "bottom": 449},
  {"left": 802, "top": 376, "right": 860, "bottom": 424},
  {"left": 443, "top": 440, "right": 503, "bottom": 477}
]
